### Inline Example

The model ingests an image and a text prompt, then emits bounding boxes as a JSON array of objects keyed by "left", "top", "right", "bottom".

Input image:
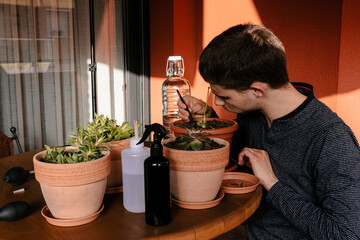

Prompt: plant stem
[{"left": 204, "top": 87, "right": 210, "bottom": 124}]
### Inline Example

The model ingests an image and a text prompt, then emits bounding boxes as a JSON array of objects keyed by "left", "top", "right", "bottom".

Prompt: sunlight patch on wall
[
  {"left": 202, "top": 0, "right": 263, "bottom": 47},
  {"left": 320, "top": 88, "right": 360, "bottom": 139},
  {"left": 337, "top": 89, "right": 360, "bottom": 139}
]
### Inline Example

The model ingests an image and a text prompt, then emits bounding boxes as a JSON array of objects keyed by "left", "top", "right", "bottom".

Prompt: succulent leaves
[
  {"left": 85, "top": 114, "right": 136, "bottom": 142},
  {"left": 42, "top": 114, "right": 139, "bottom": 164},
  {"left": 165, "top": 129, "right": 224, "bottom": 151}
]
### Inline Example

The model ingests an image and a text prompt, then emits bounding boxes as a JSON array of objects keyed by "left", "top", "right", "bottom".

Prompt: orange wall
[
  {"left": 149, "top": 0, "right": 173, "bottom": 125},
  {"left": 337, "top": 0, "right": 360, "bottom": 139},
  {"left": 252, "top": 0, "right": 342, "bottom": 108},
  {"left": 150, "top": 0, "right": 360, "bottom": 139}
]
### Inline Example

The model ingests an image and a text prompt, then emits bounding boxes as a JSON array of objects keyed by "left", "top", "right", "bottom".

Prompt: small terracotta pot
[
  {"left": 103, "top": 139, "right": 130, "bottom": 189},
  {"left": 170, "top": 118, "right": 238, "bottom": 145},
  {"left": 33, "top": 147, "right": 111, "bottom": 219},
  {"left": 163, "top": 138, "right": 230, "bottom": 202}
]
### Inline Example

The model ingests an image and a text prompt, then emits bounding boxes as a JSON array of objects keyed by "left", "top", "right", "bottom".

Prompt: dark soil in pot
[{"left": 175, "top": 120, "right": 234, "bottom": 130}]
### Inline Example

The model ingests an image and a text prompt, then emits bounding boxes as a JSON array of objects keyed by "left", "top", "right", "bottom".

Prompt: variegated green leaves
[{"left": 165, "top": 129, "right": 224, "bottom": 151}]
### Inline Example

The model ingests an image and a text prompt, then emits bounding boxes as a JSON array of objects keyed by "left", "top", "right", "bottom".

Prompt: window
[{"left": 0, "top": 0, "right": 149, "bottom": 153}]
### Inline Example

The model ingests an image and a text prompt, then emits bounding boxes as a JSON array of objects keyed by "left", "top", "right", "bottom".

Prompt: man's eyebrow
[{"left": 213, "top": 93, "right": 229, "bottom": 99}]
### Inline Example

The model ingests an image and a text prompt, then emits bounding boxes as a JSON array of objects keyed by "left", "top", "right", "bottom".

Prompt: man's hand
[
  {"left": 238, "top": 147, "right": 279, "bottom": 191},
  {"left": 177, "top": 96, "right": 212, "bottom": 121}
]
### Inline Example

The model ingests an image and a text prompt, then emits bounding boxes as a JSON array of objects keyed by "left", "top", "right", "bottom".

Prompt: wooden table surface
[{"left": 0, "top": 150, "right": 262, "bottom": 240}]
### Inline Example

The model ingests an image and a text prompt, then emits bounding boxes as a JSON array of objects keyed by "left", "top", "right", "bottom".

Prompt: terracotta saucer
[
  {"left": 221, "top": 172, "right": 260, "bottom": 194},
  {"left": 105, "top": 186, "right": 123, "bottom": 194},
  {"left": 171, "top": 190, "right": 225, "bottom": 210},
  {"left": 41, "top": 204, "right": 104, "bottom": 227}
]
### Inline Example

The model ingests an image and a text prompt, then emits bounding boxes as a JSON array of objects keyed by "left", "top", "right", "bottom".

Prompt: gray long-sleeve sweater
[{"left": 225, "top": 83, "right": 360, "bottom": 239}]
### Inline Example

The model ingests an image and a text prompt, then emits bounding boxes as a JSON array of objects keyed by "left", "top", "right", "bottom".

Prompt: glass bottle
[{"left": 162, "top": 56, "right": 191, "bottom": 138}]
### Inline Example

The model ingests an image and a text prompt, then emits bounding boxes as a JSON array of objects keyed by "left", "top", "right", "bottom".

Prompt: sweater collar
[{"left": 275, "top": 82, "right": 315, "bottom": 122}]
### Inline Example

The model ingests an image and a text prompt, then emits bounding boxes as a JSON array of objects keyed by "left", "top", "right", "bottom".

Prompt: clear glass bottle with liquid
[{"left": 162, "top": 56, "right": 191, "bottom": 138}]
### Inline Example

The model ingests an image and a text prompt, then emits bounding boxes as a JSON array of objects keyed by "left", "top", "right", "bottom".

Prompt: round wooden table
[{"left": 0, "top": 150, "right": 262, "bottom": 239}]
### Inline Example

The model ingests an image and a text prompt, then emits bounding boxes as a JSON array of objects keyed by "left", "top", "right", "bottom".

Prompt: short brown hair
[{"left": 199, "top": 24, "right": 289, "bottom": 91}]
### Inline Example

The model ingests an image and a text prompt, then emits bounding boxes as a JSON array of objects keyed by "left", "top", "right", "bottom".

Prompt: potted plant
[
  {"left": 163, "top": 129, "right": 230, "bottom": 203},
  {"left": 69, "top": 114, "right": 138, "bottom": 193},
  {"left": 33, "top": 135, "right": 111, "bottom": 220},
  {"left": 171, "top": 87, "right": 238, "bottom": 145}
]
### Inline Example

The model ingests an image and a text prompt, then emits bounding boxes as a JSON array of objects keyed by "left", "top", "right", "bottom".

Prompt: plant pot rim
[
  {"left": 101, "top": 138, "right": 130, "bottom": 150},
  {"left": 170, "top": 118, "right": 238, "bottom": 135},
  {"left": 163, "top": 138, "right": 230, "bottom": 171},
  {"left": 33, "top": 146, "right": 111, "bottom": 186},
  {"left": 102, "top": 138, "right": 131, "bottom": 144}
]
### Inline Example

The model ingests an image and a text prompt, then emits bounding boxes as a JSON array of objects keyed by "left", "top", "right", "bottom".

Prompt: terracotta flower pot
[
  {"left": 163, "top": 138, "right": 230, "bottom": 202},
  {"left": 33, "top": 147, "right": 111, "bottom": 219},
  {"left": 103, "top": 139, "right": 130, "bottom": 190},
  {"left": 170, "top": 118, "right": 238, "bottom": 145}
]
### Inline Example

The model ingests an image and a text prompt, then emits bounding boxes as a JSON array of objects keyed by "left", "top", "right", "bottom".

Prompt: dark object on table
[
  {"left": 0, "top": 201, "right": 31, "bottom": 221},
  {"left": 138, "top": 123, "right": 171, "bottom": 226},
  {"left": 3, "top": 167, "right": 30, "bottom": 186}
]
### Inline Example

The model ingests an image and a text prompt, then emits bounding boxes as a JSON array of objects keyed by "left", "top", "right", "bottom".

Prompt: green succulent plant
[
  {"left": 42, "top": 114, "right": 138, "bottom": 164},
  {"left": 42, "top": 124, "right": 109, "bottom": 164},
  {"left": 164, "top": 129, "right": 224, "bottom": 151},
  {"left": 85, "top": 113, "right": 137, "bottom": 142},
  {"left": 68, "top": 114, "right": 140, "bottom": 146},
  {"left": 41, "top": 143, "right": 106, "bottom": 164}
]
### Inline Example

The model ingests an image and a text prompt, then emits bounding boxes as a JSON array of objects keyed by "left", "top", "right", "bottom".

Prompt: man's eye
[{"left": 219, "top": 96, "right": 229, "bottom": 100}]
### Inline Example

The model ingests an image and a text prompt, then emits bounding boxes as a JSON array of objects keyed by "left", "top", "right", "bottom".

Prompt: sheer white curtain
[{"left": 0, "top": 0, "right": 127, "bottom": 153}]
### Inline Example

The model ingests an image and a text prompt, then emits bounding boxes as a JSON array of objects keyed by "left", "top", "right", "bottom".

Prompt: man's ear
[{"left": 249, "top": 82, "right": 267, "bottom": 97}]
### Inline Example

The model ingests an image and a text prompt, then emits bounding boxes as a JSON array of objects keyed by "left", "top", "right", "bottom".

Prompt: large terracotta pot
[
  {"left": 104, "top": 139, "right": 130, "bottom": 191},
  {"left": 163, "top": 138, "right": 230, "bottom": 202},
  {"left": 170, "top": 118, "right": 238, "bottom": 145},
  {"left": 33, "top": 147, "right": 111, "bottom": 219}
]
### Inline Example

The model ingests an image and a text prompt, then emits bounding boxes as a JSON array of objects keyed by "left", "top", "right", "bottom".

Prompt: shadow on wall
[
  {"left": 253, "top": 0, "right": 346, "bottom": 98},
  {"left": 149, "top": 0, "right": 203, "bottom": 88}
]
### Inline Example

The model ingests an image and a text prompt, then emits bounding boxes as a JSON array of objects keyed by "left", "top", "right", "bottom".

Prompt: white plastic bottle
[{"left": 121, "top": 121, "right": 150, "bottom": 213}]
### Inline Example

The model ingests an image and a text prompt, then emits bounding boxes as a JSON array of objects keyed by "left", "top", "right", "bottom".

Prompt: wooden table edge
[{"left": 144, "top": 186, "right": 262, "bottom": 240}]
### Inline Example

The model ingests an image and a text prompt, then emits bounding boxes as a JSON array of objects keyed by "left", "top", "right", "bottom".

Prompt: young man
[{"left": 177, "top": 24, "right": 360, "bottom": 239}]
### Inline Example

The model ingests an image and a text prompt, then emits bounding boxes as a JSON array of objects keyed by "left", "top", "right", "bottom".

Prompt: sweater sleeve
[{"left": 266, "top": 125, "right": 360, "bottom": 240}]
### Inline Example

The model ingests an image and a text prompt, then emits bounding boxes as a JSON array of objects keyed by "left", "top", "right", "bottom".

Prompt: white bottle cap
[
  {"left": 130, "top": 120, "right": 144, "bottom": 148},
  {"left": 130, "top": 137, "right": 143, "bottom": 148},
  {"left": 168, "top": 56, "right": 182, "bottom": 61}
]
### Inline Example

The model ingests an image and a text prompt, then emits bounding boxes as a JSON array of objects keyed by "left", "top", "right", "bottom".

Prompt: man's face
[{"left": 210, "top": 84, "right": 258, "bottom": 114}]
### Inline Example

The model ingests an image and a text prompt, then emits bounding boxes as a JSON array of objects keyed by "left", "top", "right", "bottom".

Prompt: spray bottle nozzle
[
  {"left": 134, "top": 120, "right": 139, "bottom": 138},
  {"left": 137, "top": 123, "right": 167, "bottom": 157}
]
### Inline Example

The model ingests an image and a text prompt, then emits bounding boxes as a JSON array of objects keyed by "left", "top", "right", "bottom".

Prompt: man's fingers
[
  {"left": 177, "top": 96, "right": 208, "bottom": 121},
  {"left": 189, "top": 102, "right": 203, "bottom": 114},
  {"left": 238, "top": 152, "right": 249, "bottom": 165},
  {"left": 238, "top": 148, "right": 263, "bottom": 165},
  {"left": 178, "top": 109, "right": 190, "bottom": 121}
]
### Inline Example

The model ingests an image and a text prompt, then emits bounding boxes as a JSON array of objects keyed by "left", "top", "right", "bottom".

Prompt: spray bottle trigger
[{"left": 136, "top": 123, "right": 167, "bottom": 145}]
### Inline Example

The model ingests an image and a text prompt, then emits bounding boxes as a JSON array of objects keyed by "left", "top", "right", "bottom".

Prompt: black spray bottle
[{"left": 137, "top": 123, "right": 171, "bottom": 226}]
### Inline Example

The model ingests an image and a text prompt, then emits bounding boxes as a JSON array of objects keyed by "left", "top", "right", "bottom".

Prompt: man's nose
[{"left": 214, "top": 96, "right": 225, "bottom": 106}]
